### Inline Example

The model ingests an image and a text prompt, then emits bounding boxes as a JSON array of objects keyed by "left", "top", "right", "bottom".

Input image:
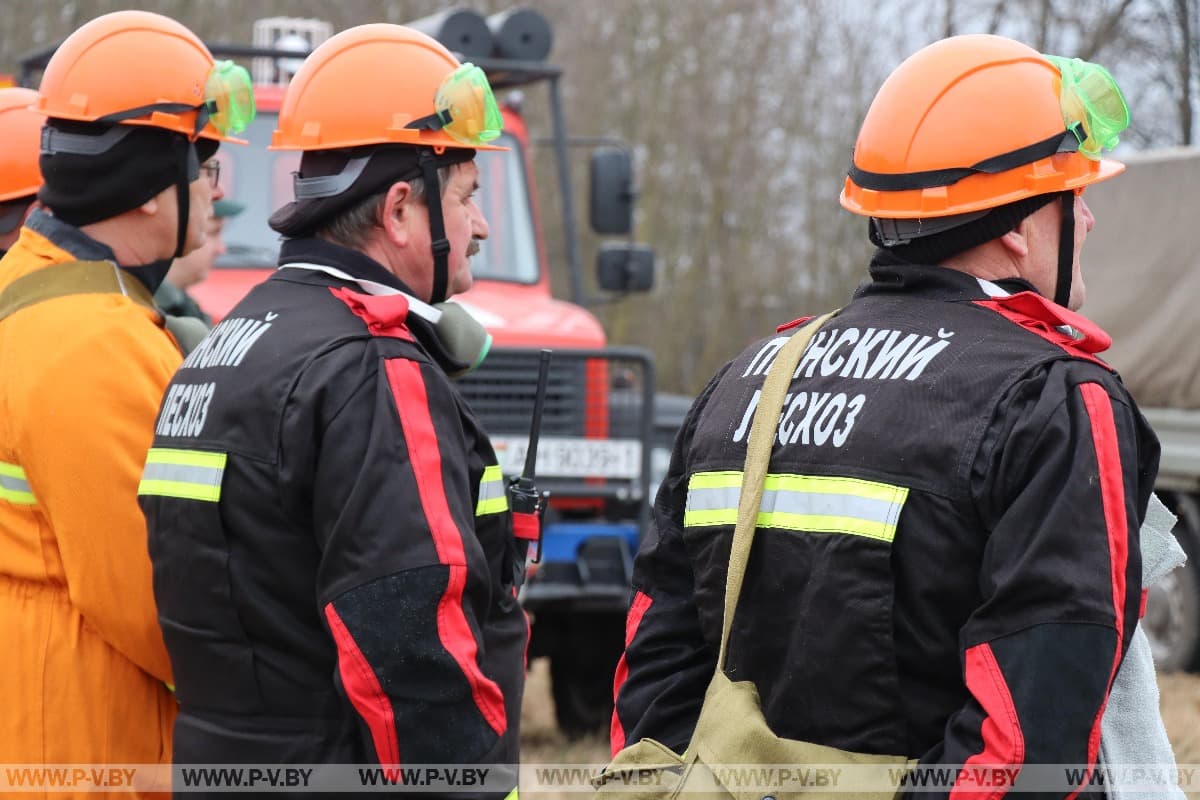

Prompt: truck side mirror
[
  {"left": 596, "top": 243, "right": 655, "bottom": 293},
  {"left": 589, "top": 148, "right": 635, "bottom": 235}
]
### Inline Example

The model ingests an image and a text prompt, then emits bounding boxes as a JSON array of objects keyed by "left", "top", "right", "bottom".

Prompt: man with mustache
[{"left": 139, "top": 23, "right": 527, "bottom": 798}]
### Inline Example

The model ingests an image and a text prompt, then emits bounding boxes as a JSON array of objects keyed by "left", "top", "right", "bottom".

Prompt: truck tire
[
  {"left": 1143, "top": 493, "right": 1200, "bottom": 672},
  {"left": 548, "top": 612, "right": 625, "bottom": 739}
]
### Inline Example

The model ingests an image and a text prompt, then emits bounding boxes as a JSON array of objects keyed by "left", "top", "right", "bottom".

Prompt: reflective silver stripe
[
  {"left": 140, "top": 462, "right": 223, "bottom": 488},
  {"left": 686, "top": 484, "right": 740, "bottom": 514},
  {"left": 0, "top": 462, "right": 35, "bottom": 505},
  {"left": 765, "top": 490, "right": 901, "bottom": 526}
]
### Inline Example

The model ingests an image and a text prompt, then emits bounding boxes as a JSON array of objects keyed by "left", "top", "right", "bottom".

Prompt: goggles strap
[
  {"left": 418, "top": 148, "right": 451, "bottom": 305},
  {"left": 850, "top": 130, "right": 1079, "bottom": 192},
  {"left": 405, "top": 110, "right": 454, "bottom": 133},
  {"left": 1054, "top": 191, "right": 1074, "bottom": 307},
  {"left": 97, "top": 101, "right": 214, "bottom": 140}
]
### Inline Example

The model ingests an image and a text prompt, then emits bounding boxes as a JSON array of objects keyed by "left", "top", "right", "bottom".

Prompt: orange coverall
[{"left": 0, "top": 220, "right": 180, "bottom": 792}]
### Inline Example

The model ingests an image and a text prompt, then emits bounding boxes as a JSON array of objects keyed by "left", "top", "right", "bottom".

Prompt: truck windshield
[{"left": 214, "top": 116, "right": 539, "bottom": 284}]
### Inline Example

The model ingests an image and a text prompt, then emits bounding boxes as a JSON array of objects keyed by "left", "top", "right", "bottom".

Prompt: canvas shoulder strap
[
  {"left": 0, "top": 260, "right": 157, "bottom": 324},
  {"left": 716, "top": 310, "right": 839, "bottom": 670}
]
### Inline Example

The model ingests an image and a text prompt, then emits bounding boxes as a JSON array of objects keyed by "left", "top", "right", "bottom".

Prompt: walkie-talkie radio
[{"left": 508, "top": 349, "right": 552, "bottom": 562}]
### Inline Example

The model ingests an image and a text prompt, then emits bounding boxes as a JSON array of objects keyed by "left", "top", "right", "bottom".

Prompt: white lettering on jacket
[
  {"left": 156, "top": 382, "right": 216, "bottom": 438},
  {"left": 180, "top": 317, "right": 273, "bottom": 370}
]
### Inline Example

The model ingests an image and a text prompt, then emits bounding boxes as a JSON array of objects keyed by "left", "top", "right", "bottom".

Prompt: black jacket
[
  {"left": 140, "top": 238, "right": 527, "bottom": 791},
  {"left": 612, "top": 257, "right": 1159, "bottom": 797}
]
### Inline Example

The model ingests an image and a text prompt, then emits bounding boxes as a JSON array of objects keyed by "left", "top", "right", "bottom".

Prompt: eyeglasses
[
  {"left": 405, "top": 63, "right": 503, "bottom": 146},
  {"left": 1044, "top": 54, "right": 1130, "bottom": 160},
  {"left": 200, "top": 160, "right": 221, "bottom": 189}
]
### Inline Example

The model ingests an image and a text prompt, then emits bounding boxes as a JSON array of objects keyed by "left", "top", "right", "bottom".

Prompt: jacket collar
[
  {"left": 275, "top": 237, "right": 470, "bottom": 376},
  {"left": 857, "top": 250, "right": 1038, "bottom": 303},
  {"left": 25, "top": 208, "right": 117, "bottom": 263},
  {"left": 278, "top": 237, "right": 419, "bottom": 296}
]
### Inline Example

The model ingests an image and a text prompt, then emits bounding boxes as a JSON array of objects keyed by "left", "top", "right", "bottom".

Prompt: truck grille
[{"left": 456, "top": 349, "right": 587, "bottom": 436}]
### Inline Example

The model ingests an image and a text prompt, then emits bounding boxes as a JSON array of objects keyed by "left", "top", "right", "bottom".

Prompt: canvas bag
[{"left": 594, "top": 311, "right": 917, "bottom": 800}]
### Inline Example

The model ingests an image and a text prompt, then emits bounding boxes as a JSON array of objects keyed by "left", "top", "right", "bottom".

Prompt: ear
[
  {"left": 137, "top": 183, "right": 177, "bottom": 218},
  {"left": 998, "top": 219, "right": 1030, "bottom": 259},
  {"left": 379, "top": 180, "right": 416, "bottom": 249}
]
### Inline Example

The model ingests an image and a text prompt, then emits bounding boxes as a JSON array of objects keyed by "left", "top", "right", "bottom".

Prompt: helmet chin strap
[
  {"left": 172, "top": 138, "right": 198, "bottom": 260},
  {"left": 418, "top": 148, "right": 451, "bottom": 305},
  {"left": 1054, "top": 191, "right": 1074, "bottom": 307}
]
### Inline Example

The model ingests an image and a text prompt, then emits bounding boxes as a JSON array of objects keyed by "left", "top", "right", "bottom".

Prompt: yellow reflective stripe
[
  {"left": 764, "top": 473, "right": 905, "bottom": 505},
  {"left": 684, "top": 507, "right": 738, "bottom": 527},
  {"left": 477, "top": 496, "right": 509, "bottom": 515},
  {"left": 137, "top": 479, "right": 222, "bottom": 502},
  {"left": 476, "top": 464, "right": 509, "bottom": 516},
  {"left": 0, "top": 461, "right": 35, "bottom": 505},
  {"left": 684, "top": 470, "right": 908, "bottom": 543},
  {"left": 138, "top": 448, "right": 227, "bottom": 502},
  {"left": 143, "top": 448, "right": 227, "bottom": 469},
  {"left": 687, "top": 470, "right": 743, "bottom": 490},
  {"left": 758, "top": 510, "right": 899, "bottom": 542},
  {"left": 503, "top": 789, "right": 518, "bottom": 800}
]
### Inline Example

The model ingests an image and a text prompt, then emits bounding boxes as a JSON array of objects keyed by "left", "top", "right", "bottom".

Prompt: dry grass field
[{"left": 521, "top": 660, "right": 1200, "bottom": 798}]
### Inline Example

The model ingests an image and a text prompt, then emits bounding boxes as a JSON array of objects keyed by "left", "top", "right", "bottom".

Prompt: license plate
[{"left": 490, "top": 436, "right": 643, "bottom": 479}]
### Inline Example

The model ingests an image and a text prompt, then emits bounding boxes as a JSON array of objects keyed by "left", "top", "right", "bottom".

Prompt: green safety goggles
[
  {"left": 1044, "top": 53, "right": 1129, "bottom": 160},
  {"left": 203, "top": 60, "right": 256, "bottom": 136},
  {"left": 407, "top": 63, "right": 503, "bottom": 146}
]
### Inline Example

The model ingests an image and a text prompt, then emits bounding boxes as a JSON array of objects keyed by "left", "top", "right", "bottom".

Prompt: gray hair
[{"left": 317, "top": 166, "right": 452, "bottom": 250}]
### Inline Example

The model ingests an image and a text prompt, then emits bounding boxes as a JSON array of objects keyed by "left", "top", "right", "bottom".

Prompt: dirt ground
[{"left": 521, "top": 660, "right": 1200, "bottom": 797}]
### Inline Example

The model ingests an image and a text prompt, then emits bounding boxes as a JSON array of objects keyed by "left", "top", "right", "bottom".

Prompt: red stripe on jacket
[
  {"left": 324, "top": 604, "right": 401, "bottom": 767},
  {"left": 952, "top": 643, "right": 1024, "bottom": 800},
  {"left": 610, "top": 590, "right": 654, "bottom": 755},
  {"left": 1070, "top": 382, "right": 1130, "bottom": 799},
  {"left": 384, "top": 358, "right": 508, "bottom": 737}
]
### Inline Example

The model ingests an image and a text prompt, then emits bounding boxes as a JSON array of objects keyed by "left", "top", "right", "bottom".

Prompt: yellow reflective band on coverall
[{"left": 0, "top": 462, "right": 35, "bottom": 505}]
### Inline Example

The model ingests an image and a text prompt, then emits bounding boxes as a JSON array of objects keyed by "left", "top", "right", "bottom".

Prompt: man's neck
[
  {"left": 79, "top": 216, "right": 168, "bottom": 266},
  {"left": 939, "top": 240, "right": 1021, "bottom": 283}
]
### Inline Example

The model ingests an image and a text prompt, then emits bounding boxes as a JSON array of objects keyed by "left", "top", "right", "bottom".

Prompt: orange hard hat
[
  {"left": 35, "top": 10, "right": 239, "bottom": 143},
  {"left": 271, "top": 23, "right": 504, "bottom": 152},
  {"left": 840, "top": 34, "right": 1124, "bottom": 220},
  {"left": 0, "top": 87, "right": 43, "bottom": 202}
]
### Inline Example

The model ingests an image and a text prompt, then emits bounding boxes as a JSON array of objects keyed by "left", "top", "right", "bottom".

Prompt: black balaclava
[
  {"left": 39, "top": 120, "right": 217, "bottom": 291},
  {"left": 872, "top": 190, "right": 1076, "bottom": 305}
]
